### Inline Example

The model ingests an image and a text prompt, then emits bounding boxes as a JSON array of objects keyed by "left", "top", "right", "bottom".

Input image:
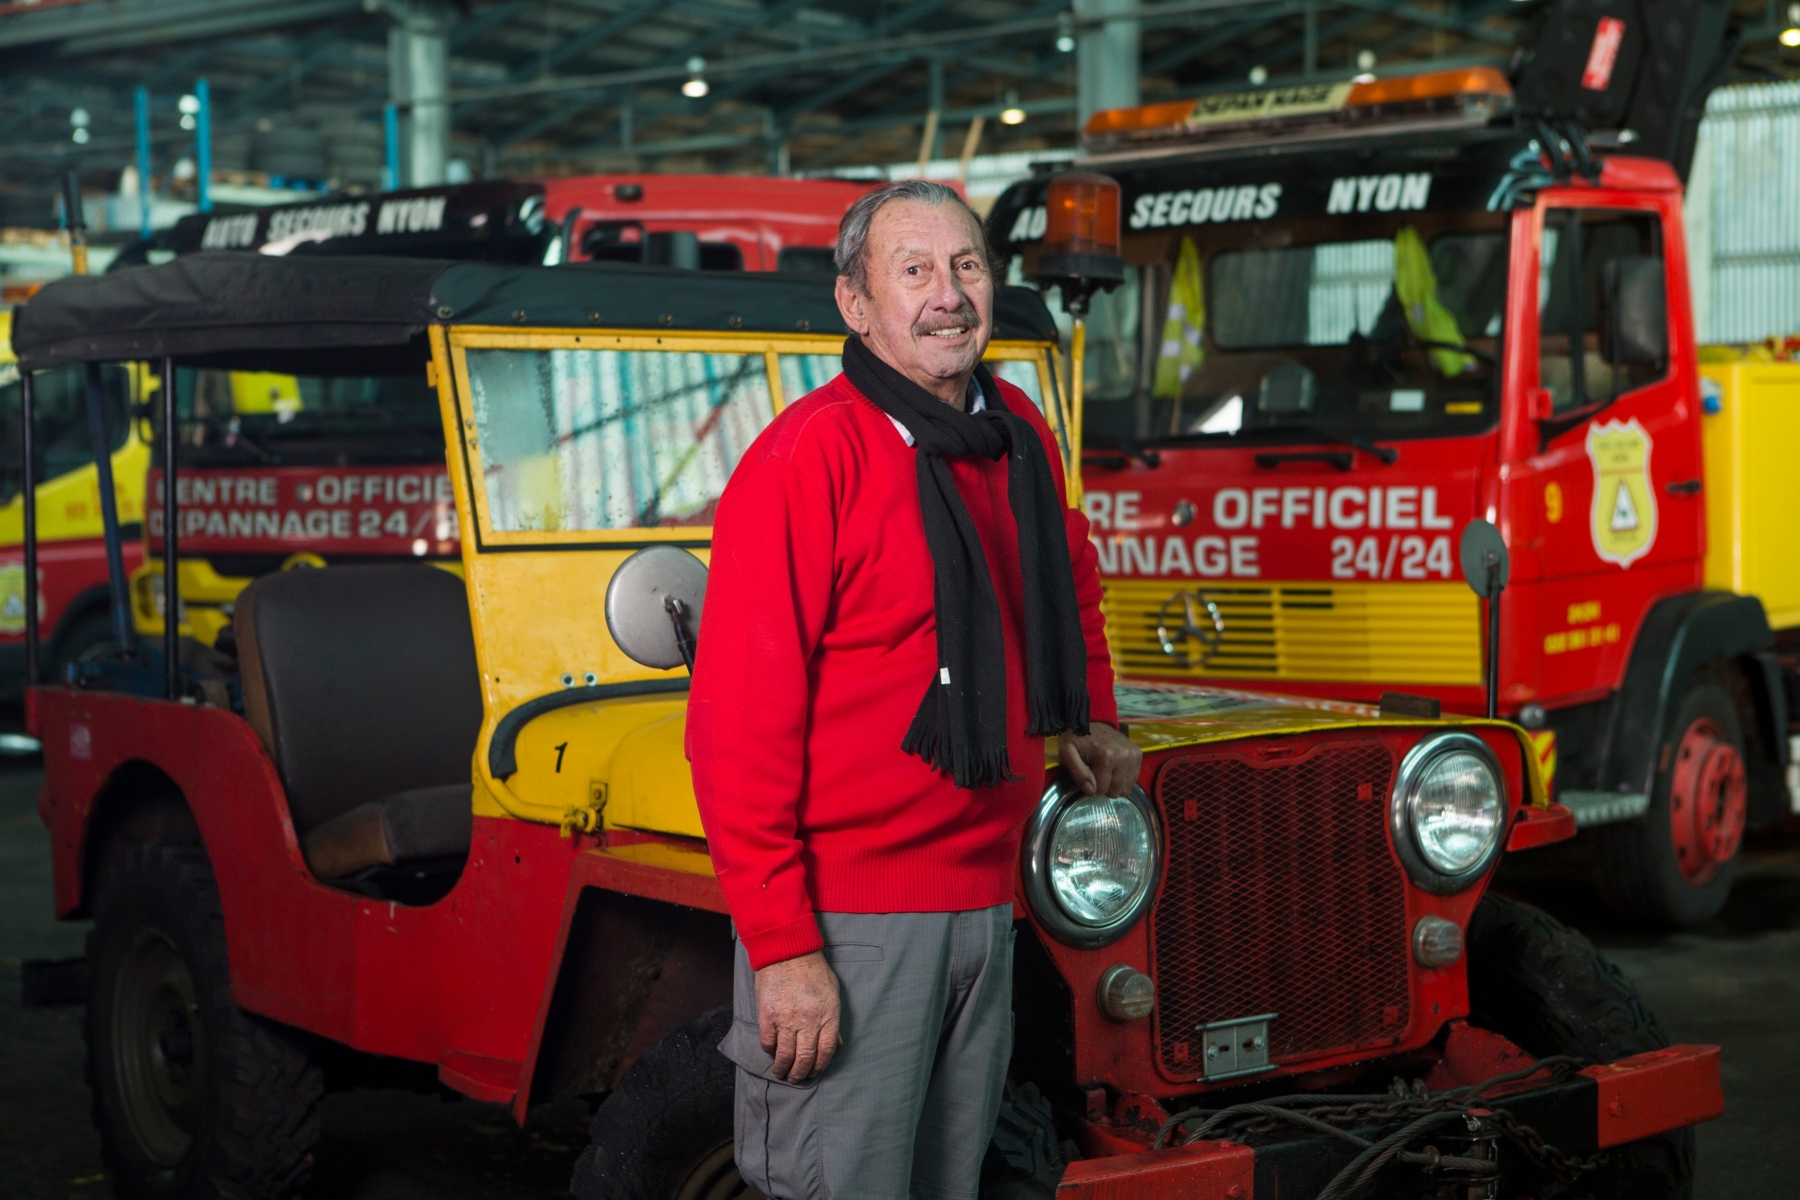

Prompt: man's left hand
[{"left": 1058, "top": 722, "right": 1143, "bottom": 798}]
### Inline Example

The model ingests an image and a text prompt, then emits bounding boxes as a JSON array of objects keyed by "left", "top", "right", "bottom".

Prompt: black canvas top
[{"left": 13, "top": 252, "right": 1060, "bottom": 371}]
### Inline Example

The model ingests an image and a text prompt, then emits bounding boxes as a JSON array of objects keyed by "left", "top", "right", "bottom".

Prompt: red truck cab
[
  {"left": 992, "top": 32, "right": 1779, "bottom": 927},
  {"left": 542, "top": 174, "right": 875, "bottom": 272}
]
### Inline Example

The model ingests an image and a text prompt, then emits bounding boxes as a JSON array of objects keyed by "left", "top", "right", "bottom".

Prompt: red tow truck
[{"left": 992, "top": 0, "right": 1775, "bottom": 926}]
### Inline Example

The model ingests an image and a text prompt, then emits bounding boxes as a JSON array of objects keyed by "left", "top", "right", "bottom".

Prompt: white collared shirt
[{"left": 887, "top": 376, "right": 987, "bottom": 446}]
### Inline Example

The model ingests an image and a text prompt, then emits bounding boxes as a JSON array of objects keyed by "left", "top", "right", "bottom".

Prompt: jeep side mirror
[
  {"left": 606, "top": 545, "right": 707, "bottom": 672},
  {"left": 1601, "top": 256, "right": 1666, "bottom": 367}
]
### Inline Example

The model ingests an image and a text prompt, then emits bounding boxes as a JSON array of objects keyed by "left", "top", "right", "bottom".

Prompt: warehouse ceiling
[{"left": 0, "top": 0, "right": 1789, "bottom": 225}]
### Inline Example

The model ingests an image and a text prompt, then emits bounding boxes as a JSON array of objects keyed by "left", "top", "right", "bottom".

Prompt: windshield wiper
[
  {"left": 1312, "top": 430, "right": 1398, "bottom": 465},
  {"left": 1083, "top": 443, "right": 1162, "bottom": 470}
]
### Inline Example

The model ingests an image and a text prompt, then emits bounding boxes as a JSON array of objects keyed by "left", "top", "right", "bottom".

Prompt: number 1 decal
[{"left": 554, "top": 742, "right": 568, "bottom": 773}]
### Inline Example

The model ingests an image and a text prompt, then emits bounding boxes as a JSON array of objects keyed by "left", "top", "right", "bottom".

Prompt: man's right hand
[{"left": 754, "top": 950, "right": 842, "bottom": 1081}]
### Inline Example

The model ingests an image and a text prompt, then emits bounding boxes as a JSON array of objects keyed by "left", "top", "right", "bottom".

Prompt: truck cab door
[{"left": 1504, "top": 196, "right": 1705, "bottom": 707}]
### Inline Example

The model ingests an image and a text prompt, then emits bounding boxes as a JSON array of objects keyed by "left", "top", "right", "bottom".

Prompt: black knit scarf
[{"left": 842, "top": 334, "right": 1091, "bottom": 789}]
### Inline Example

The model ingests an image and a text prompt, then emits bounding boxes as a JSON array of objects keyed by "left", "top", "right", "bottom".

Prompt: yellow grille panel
[{"left": 1102, "top": 579, "right": 1481, "bottom": 686}]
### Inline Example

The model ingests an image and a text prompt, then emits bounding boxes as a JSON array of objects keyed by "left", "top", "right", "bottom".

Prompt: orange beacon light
[{"left": 1034, "top": 171, "right": 1125, "bottom": 315}]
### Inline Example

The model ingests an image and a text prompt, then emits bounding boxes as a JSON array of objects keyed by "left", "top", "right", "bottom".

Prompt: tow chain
[{"left": 1153, "top": 1055, "right": 1611, "bottom": 1199}]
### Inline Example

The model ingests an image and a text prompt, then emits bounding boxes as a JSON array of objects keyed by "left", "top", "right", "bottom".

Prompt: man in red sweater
[{"left": 688, "top": 179, "right": 1138, "bottom": 1200}]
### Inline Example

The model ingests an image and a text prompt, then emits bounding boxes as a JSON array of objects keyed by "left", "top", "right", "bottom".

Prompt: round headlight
[
  {"left": 1391, "top": 732, "right": 1506, "bottom": 894},
  {"left": 1024, "top": 783, "right": 1160, "bottom": 947},
  {"left": 1412, "top": 749, "right": 1503, "bottom": 873},
  {"left": 1050, "top": 794, "right": 1154, "bottom": 924}
]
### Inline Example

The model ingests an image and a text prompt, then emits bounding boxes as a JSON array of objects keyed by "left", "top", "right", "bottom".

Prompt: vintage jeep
[{"left": 14, "top": 254, "right": 1718, "bottom": 1200}]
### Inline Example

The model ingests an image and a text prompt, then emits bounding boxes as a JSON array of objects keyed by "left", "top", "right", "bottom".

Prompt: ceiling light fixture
[
  {"left": 681, "top": 56, "right": 709, "bottom": 99},
  {"left": 1055, "top": 13, "right": 1075, "bottom": 53},
  {"left": 1356, "top": 48, "right": 1377, "bottom": 70},
  {"left": 1000, "top": 90, "right": 1026, "bottom": 125},
  {"left": 1782, "top": 26, "right": 1800, "bottom": 46},
  {"left": 1248, "top": 65, "right": 1268, "bottom": 85}
]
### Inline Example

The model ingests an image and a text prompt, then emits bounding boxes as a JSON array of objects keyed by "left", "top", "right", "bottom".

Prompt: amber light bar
[{"left": 1083, "top": 66, "right": 1514, "bottom": 151}]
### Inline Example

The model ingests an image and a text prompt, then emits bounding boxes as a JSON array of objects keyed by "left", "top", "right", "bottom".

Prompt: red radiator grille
[{"left": 1151, "top": 741, "right": 1411, "bottom": 1080}]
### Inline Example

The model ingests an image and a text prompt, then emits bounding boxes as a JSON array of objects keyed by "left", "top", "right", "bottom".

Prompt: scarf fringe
[
  {"left": 904, "top": 701, "right": 1023, "bottom": 790},
  {"left": 1025, "top": 688, "right": 1091, "bottom": 740}
]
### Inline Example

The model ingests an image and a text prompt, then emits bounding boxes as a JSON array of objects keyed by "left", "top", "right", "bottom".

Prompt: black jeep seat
[{"left": 235, "top": 565, "right": 483, "bottom": 883}]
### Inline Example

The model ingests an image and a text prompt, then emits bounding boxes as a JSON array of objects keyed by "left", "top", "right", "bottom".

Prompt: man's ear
[{"left": 835, "top": 275, "right": 870, "bottom": 335}]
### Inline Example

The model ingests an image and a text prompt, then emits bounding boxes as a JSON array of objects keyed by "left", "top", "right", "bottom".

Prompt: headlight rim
[
  {"left": 1022, "top": 779, "right": 1162, "bottom": 949},
  {"left": 1390, "top": 730, "right": 1507, "bottom": 895}
]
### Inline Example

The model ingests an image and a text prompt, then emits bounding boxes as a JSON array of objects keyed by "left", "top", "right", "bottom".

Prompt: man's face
[{"left": 836, "top": 199, "right": 995, "bottom": 403}]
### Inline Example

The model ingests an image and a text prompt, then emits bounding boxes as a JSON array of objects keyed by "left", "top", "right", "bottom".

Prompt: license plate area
[{"left": 1198, "top": 1012, "right": 1277, "bottom": 1082}]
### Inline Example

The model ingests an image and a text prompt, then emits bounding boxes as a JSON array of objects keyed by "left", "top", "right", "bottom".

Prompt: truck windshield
[
  {"left": 0, "top": 362, "right": 133, "bottom": 504},
  {"left": 161, "top": 368, "right": 442, "bottom": 468},
  {"left": 1091, "top": 211, "right": 1508, "bottom": 447}
]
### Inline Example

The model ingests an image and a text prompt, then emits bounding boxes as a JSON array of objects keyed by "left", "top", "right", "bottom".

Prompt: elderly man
[{"left": 688, "top": 179, "right": 1139, "bottom": 1200}]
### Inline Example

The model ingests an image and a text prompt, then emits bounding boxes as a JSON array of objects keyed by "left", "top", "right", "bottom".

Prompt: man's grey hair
[{"left": 835, "top": 180, "right": 991, "bottom": 294}]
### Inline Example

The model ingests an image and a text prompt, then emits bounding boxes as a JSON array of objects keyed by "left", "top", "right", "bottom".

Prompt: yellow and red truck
[
  {"left": 992, "top": 0, "right": 1780, "bottom": 926},
  {"left": 0, "top": 311, "right": 147, "bottom": 693}
]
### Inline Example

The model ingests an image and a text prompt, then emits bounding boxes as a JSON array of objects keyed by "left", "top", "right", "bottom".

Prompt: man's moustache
[{"left": 915, "top": 312, "right": 980, "bottom": 335}]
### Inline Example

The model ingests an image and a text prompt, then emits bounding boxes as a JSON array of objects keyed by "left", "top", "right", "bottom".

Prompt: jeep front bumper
[{"left": 1057, "top": 1045, "right": 1722, "bottom": 1200}]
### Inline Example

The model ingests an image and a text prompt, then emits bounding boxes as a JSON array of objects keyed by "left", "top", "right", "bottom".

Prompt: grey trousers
[{"left": 720, "top": 907, "right": 1015, "bottom": 1200}]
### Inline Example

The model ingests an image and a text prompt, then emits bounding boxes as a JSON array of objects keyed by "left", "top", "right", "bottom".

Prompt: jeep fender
[
  {"left": 1600, "top": 590, "right": 1787, "bottom": 822},
  {"left": 515, "top": 878, "right": 733, "bottom": 1124}
]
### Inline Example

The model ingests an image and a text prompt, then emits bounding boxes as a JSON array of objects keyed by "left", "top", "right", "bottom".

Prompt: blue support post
[
  {"left": 135, "top": 87, "right": 153, "bottom": 239},
  {"left": 384, "top": 103, "right": 401, "bottom": 191},
  {"left": 84, "top": 364, "right": 134, "bottom": 659},
  {"left": 196, "top": 78, "right": 213, "bottom": 213}
]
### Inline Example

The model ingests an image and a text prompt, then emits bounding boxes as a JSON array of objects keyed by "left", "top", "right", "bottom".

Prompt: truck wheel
[
  {"left": 50, "top": 611, "right": 123, "bottom": 683},
  {"left": 1465, "top": 892, "right": 1693, "bottom": 1200},
  {"left": 86, "top": 842, "right": 323, "bottom": 1200},
  {"left": 1591, "top": 679, "right": 1747, "bottom": 927},
  {"left": 570, "top": 1006, "right": 747, "bottom": 1200}
]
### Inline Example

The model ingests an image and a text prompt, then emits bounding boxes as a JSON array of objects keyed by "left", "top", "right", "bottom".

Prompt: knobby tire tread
[
  {"left": 1466, "top": 893, "right": 1693, "bottom": 1200},
  {"left": 86, "top": 841, "right": 322, "bottom": 1200},
  {"left": 571, "top": 1005, "right": 737, "bottom": 1200}
]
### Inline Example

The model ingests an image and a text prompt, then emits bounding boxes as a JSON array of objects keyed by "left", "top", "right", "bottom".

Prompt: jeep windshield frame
[{"left": 438, "top": 326, "right": 1067, "bottom": 551}]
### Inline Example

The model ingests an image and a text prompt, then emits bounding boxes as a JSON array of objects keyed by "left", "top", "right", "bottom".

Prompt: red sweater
[{"left": 687, "top": 371, "right": 1117, "bottom": 969}]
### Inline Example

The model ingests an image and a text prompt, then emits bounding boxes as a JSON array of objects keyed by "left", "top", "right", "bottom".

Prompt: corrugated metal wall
[{"left": 1687, "top": 82, "right": 1800, "bottom": 344}]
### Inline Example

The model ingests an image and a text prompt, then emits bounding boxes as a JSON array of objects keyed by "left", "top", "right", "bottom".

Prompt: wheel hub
[
  {"left": 672, "top": 1139, "right": 763, "bottom": 1200},
  {"left": 1668, "top": 716, "right": 1747, "bottom": 886},
  {"left": 112, "top": 930, "right": 206, "bottom": 1168}
]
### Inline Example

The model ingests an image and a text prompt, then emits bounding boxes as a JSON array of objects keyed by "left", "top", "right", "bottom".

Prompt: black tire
[
  {"left": 1591, "top": 679, "right": 1744, "bottom": 927},
  {"left": 571, "top": 1006, "right": 747, "bottom": 1200},
  {"left": 1466, "top": 892, "right": 1693, "bottom": 1200},
  {"left": 50, "top": 610, "right": 122, "bottom": 684},
  {"left": 86, "top": 842, "right": 323, "bottom": 1200},
  {"left": 569, "top": 1009, "right": 1053, "bottom": 1200}
]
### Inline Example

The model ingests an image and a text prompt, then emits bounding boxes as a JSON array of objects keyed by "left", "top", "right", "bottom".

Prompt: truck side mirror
[
  {"left": 1459, "top": 519, "right": 1509, "bottom": 720},
  {"left": 1601, "top": 257, "right": 1666, "bottom": 367}
]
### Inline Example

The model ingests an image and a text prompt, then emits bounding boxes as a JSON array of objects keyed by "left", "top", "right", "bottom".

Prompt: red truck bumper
[{"left": 1057, "top": 1045, "right": 1721, "bottom": 1200}]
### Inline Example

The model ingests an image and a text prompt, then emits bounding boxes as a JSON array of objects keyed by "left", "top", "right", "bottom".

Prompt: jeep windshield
[
  {"left": 1082, "top": 207, "right": 1508, "bottom": 449},
  {"left": 160, "top": 367, "right": 443, "bottom": 468}
]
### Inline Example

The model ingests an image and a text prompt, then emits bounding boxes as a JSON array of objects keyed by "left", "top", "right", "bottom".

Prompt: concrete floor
[{"left": 2, "top": 757, "right": 1794, "bottom": 1198}]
